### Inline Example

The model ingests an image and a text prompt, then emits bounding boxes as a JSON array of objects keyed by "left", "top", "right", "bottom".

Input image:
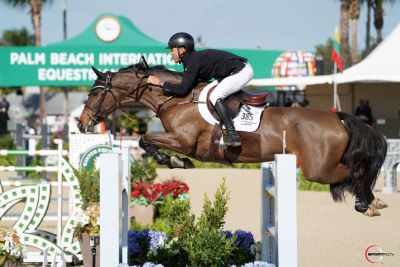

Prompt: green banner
[
  {"left": 0, "top": 14, "right": 281, "bottom": 87},
  {"left": 0, "top": 46, "right": 182, "bottom": 86},
  {"left": 0, "top": 46, "right": 281, "bottom": 87}
]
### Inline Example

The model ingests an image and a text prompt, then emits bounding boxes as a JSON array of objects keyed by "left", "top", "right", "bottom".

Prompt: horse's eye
[{"left": 89, "top": 91, "right": 98, "bottom": 97}]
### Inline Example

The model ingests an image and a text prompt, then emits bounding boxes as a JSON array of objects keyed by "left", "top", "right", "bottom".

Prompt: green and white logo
[{"left": 79, "top": 144, "right": 113, "bottom": 170}]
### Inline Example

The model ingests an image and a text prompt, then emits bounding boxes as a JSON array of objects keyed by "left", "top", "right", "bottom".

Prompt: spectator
[
  {"left": 0, "top": 96, "right": 10, "bottom": 136},
  {"left": 364, "top": 100, "right": 374, "bottom": 126},
  {"left": 284, "top": 97, "right": 293, "bottom": 107},
  {"left": 355, "top": 99, "right": 368, "bottom": 124}
]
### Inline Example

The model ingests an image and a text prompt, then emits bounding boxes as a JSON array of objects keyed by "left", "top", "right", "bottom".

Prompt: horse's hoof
[
  {"left": 371, "top": 198, "right": 388, "bottom": 209},
  {"left": 170, "top": 156, "right": 185, "bottom": 168},
  {"left": 155, "top": 154, "right": 170, "bottom": 166},
  {"left": 182, "top": 158, "right": 195, "bottom": 169},
  {"left": 362, "top": 206, "right": 381, "bottom": 217}
]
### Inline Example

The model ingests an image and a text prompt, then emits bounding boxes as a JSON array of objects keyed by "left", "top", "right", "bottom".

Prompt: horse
[{"left": 77, "top": 61, "right": 388, "bottom": 217}]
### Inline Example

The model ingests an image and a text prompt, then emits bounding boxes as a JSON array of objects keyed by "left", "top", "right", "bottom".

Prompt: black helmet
[{"left": 167, "top": 32, "right": 195, "bottom": 51}]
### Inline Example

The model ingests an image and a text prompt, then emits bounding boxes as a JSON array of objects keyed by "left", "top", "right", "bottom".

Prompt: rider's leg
[
  {"left": 214, "top": 98, "right": 241, "bottom": 146},
  {"left": 210, "top": 63, "right": 253, "bottom": 147}
]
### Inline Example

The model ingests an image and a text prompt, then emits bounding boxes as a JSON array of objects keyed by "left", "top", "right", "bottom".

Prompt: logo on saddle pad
[{"left": 198, "top": 81, "right": 266, "bottom": 132}]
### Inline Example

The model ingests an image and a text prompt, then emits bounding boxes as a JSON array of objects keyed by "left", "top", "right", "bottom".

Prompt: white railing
[{"left": 261, "top": 154, "right": 298, "bottom": 267}]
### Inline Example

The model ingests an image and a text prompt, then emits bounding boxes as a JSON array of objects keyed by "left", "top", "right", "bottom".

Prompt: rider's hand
[{"left": 147, "top": 76, "right": 161, "bottom": 86}]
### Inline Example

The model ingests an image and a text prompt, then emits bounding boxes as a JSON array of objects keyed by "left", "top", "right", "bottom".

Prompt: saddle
[{"left": 206, "top": 84, "right": 268, "bottom": 119}]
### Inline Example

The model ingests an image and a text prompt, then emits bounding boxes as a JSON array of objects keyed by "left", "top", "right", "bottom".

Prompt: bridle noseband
[{"left": 85, "top": 71, "right": 118, "bottom": 124}]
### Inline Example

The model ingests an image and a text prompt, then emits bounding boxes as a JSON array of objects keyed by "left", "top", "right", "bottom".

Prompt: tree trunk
[
  {"left": 30, "top": 0, "right": 46, "bottom": 127},
  {"left": 340, "top": 0, "right": 351, "bottom": 69},
  {"left": 374, "top": 0, "right": 384, "bottom": 43},
  {"left": 349, "top": 0, "right": 360, "bottom": 64},
  {"left": 350, "top": 19, "right": 358, "bottom": 63},
  {"left": 30, "top": 0, "right": 41, "bottom": 47},
  {"left": 365, "top": 0, "right": 372, "bottom": 51}
]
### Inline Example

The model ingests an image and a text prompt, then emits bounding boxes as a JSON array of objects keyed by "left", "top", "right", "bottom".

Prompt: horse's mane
[{"left": 118, "top": 64, "right": 183, "bottom": 80}]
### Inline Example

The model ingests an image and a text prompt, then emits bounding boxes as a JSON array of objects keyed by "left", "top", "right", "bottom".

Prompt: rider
[{"left": 147, "top": 32, "right": 254, "bottom": 147}]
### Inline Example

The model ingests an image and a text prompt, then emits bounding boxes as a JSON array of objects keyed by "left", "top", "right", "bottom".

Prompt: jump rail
[
  {"left": 99, "top": 148, "right": 131, "bottom": 267},
  {"left": 261, "top": 154, "right": 298, "bottom": 267}
]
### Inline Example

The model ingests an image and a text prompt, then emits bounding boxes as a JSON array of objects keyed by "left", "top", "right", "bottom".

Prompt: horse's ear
[{"left": 91, "top": 66, "right": 106, "bottom": 79}]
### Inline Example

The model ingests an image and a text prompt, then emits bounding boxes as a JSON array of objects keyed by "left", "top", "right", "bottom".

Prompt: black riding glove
[{"left": 162, "top": 86, "right": 176, "bottom": 97}]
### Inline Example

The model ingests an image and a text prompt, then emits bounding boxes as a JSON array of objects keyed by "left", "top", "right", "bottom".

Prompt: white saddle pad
[{"left": 197, "top": 81, "right": 265, "bottom": 132}]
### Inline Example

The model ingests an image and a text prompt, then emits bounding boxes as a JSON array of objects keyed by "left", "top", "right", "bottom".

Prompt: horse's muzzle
[{"left": 77, "top": 120, "right": 94, "bottom": 133}]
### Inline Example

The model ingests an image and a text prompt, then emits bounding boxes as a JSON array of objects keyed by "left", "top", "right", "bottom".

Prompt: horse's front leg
[{"left": 138, "top": 134, "right": 194, "bottom": 169}]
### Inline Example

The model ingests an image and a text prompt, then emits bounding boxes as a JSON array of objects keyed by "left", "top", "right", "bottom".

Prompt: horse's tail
[{"left": 330, "top": 112, "right": 387, "bottom": 207}]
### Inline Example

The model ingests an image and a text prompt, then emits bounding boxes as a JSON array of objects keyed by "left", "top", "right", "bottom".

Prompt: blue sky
[{"left": 0, "top": 0, "right": 399, "bottom": 51}]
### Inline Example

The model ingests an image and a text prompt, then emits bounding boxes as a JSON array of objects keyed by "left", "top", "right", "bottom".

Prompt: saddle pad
[{"left": 198, "top": 81, "right": 265, "bottom": 132}]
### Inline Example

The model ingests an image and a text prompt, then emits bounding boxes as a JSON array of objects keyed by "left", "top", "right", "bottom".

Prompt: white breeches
[{"left": 209, "top": 63, "right": 254, "bottom": 105}]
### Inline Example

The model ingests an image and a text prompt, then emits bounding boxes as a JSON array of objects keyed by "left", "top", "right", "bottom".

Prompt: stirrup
[{"left": 223, "top": 132, "right": 241, "bottom": 147}]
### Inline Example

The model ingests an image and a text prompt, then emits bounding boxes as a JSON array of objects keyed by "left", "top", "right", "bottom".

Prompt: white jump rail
[
  {"left": 0, "top": 139, "right": 70, "bottom": 265},
  {"left": 261, "top": 154, "right": 298, "bottom": 267},
  {"left": 99, "top": 147, "right": 131, "bottom": 267}
]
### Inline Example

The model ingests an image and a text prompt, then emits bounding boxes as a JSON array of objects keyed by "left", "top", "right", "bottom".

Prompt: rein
[
  {"left": 155, "top": 89, "right": 204, "bottom": 118},
  {"left": 87, "top": 65, "right": 202, "bottom": 125}
]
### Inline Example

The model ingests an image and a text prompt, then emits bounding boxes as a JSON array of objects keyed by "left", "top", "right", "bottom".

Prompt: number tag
[{"left": 233, "top": 105, "right": 265, "bottom": 132}]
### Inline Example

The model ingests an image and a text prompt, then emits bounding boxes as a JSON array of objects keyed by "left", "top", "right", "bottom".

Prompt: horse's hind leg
[
  {"left": 355, "top": 190, "right": 387, "bottom": 217},
  {"left": 371, "top": 197, "right": 388, "bottom": 209}
]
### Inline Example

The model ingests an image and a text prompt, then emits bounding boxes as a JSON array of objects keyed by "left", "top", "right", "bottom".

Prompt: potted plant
[
  {"left": 130, "top": 182, "right": 162, "bottom": 225},
  {"left": 0, "top": 228, "right": 25, "bottom": 267},
  {"left": 74, "top": 169, "right": 100, "bottom": 267},
  {"left": 130, "top": 179, "right": 190, "bottom": 225},
  {"left": 126, "top": 180, "right": 264, "bottom": 266},
  {"left": 160, "top": 179, "right": 189, "bottom": 201}
]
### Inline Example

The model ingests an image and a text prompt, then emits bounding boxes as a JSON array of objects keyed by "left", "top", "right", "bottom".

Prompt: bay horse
[{"left": 77, "top": 61, "right": 388, "bottom": 217}]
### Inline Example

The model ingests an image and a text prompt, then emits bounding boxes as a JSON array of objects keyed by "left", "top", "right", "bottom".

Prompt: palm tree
[
  {"left": 373, "top": 0, "right": 384, "bottom": 43},
  {"left": 372, "top": 0, "right": 400, "bottom": 45},
  {"left": 362, "top": 0, "right": 373, "bottom": 51},
  {"left": 0, "top": 0, "right": 53, "bottom": 127},
  {"left": 340, "top": 0, "right": 351, "bottom": 69},
  {"left": 349, "top": 0, "right": 360, "bottom": 63},
  {"left": 0, "top": 27, "right": 34, "bottom": 46},
  {"left": 315, "top": 38, "right": 335, "bottom": 75}
]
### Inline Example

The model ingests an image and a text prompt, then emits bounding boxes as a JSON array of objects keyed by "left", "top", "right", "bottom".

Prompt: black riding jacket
[{"left": 162, "top": 49, "right": 247, "bottom": 97}]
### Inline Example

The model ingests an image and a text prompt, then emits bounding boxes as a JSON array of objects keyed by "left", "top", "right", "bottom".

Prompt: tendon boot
[{"left": 214, "top": 99, "right": 241, "bottom": 147}]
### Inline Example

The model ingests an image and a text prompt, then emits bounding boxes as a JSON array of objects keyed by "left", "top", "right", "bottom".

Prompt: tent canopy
[
  {"left": 247, "top": 23, "right": 400, "bottom": 88},
  {"left": 334, "top": 23, "right": 400, "bottom": 83}
]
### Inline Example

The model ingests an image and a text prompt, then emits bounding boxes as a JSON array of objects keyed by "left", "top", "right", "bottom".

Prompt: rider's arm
[{"left": 162, "top": 63, "right": 199, "bottom": 97}]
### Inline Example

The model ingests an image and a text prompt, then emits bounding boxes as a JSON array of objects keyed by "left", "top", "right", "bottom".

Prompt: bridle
[
  {"left": 85, "top": 67, "right": 149, "bottom": 124},
  {"left": 84, "top": 59, "right": 193, "bottom": 126}
]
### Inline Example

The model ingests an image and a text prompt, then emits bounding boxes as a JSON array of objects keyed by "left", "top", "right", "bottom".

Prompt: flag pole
[{"left": 333, "top": 63, "right": 337, "bottom": 111}]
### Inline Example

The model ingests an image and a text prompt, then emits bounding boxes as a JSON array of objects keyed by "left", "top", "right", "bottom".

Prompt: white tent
[
  {"left": 334, "top": 23, "right": 400, "bottom": 83},
  {"left": 246, "top": 23, "right": 400, "bottom": 88}
]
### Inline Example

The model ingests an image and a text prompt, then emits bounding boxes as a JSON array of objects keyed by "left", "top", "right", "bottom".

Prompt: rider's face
[{"left": 170, "top": 47, "right": 186, "bottom": 63}]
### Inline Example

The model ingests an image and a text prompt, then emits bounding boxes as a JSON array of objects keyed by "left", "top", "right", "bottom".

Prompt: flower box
[{"left": 129, "top": 204, "right": 156, "bottom": 225}]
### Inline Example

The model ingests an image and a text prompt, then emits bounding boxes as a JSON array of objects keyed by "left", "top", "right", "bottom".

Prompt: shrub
[
  {"left": 0, "top": 135, "right": 16, "bottom": 166},
  {"left": 75, "top": 169, "right": 100, "bottom": 209},
  {"left": 131, "top": 157, "right": 157, "bottom": 184},
  {"left": 128, "top": 179, "right": 257, "bottom": 266}
]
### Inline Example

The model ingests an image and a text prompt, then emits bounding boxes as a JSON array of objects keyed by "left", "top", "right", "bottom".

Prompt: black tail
[{"left": 330, "top": 112, "right": 387, "bottom": 207}]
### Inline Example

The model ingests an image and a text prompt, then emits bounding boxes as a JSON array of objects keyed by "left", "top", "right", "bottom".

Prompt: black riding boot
[{"left": 214, "top": 99, "right": 241, "bottom": 147}]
